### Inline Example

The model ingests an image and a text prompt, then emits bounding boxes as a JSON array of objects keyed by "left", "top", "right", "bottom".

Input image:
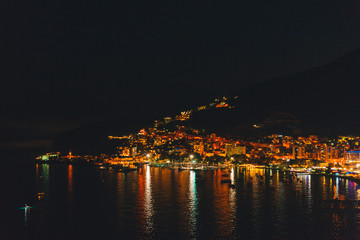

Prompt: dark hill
[
  {"left": 190, "top": 49, "right": 360, "bottom": 137},
  {"left": 53, "top": 48, "right": 360, "bottom": 153}
]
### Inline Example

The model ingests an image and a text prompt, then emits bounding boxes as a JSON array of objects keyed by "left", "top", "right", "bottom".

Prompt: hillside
[
  {"left": 189, "top": 49, "right": 360, "bottom": 137},
  {"left": 53, "top": 49, "right": 360, "bottom": 153}
]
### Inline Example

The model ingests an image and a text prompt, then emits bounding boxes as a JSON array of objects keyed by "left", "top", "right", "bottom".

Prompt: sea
[{"left": 1, "top": 152, "right": 360, "bottom": 240}]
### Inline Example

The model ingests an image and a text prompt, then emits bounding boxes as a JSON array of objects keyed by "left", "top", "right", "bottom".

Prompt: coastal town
[{"left": 36, "top": 97, "right": 360, "bottom": 181}]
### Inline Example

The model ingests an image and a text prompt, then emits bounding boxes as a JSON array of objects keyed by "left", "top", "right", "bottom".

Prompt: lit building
[
  {"left": 344, "top": 151, "right": 360, "bottom": 170},
  {"left": 193, "top": 143, "right": 204, "bottom": 155},
  {"left": 36, "top": 152, "right": 60, "bottom": 161},
  {"left": 225, "top": 144, "right": 246, "bottom": 157},
  {"left": 164, "top": 117, "right": 172, "bottom": 124},
  {"left": 292, "top": 146, "right": 306, "bottom": 159}
]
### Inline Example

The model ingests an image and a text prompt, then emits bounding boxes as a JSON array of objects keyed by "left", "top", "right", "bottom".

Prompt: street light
[{"left": 190, "top": 154, "right": 195, "bottom": 163}]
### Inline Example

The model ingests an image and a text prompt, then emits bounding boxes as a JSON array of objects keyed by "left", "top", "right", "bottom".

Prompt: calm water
[{"left": 1, "top": 155, "right": 360, "bottom": 240}]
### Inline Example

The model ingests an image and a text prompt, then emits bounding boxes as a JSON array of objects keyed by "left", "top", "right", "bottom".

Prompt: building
[
  {"left": 344, "top": 151, "right": 360, "bottom": 170},
  {"left": 292, "top": 146, "right": 306, "bottom": 159},
  {"left": 36, "top": 152, "right": 60, "bottom": 161},
  {"left": 164, "top": 117, "right": 172, "bottom": 124},
  {"left": 193, "top": 143, "right": 204, "bottom": 155},
  {"left": 225, "top": 144, "right": 246, "bottom": 157}
]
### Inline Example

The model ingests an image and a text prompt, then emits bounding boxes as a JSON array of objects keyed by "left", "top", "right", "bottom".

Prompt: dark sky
[{"left": 1, "top": 0, "right": 360, "bottom": 145}]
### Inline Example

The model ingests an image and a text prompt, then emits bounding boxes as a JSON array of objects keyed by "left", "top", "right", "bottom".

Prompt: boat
[{"left": 119, "top": 164, "right": 138, "bottom": 172}]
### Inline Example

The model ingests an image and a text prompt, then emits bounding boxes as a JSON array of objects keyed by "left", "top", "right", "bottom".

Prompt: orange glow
[{"left": 68, "top": 165, "right": 73, "bottom": 193}]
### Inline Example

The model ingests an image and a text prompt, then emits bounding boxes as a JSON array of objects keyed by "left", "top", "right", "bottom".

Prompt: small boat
[{"left": 119, "top": 164, "right": 138, "bottom": 172}]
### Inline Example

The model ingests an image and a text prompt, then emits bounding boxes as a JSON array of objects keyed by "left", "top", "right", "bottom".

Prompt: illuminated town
[
  {"left": 37, "top": 97, "right": 360, "bottom": 181},
  {"left": 5, "top": 0, "right": 360, "bottom": 238}
]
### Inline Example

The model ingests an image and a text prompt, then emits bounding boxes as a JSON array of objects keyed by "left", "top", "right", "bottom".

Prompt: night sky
[{"left": 2, "top": 0, "right": 360, "bottom": 148}]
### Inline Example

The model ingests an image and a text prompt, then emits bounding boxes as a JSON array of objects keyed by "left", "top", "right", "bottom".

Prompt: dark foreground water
[{"left": 1, "top": 155, "right": 360, "bottom": 239}]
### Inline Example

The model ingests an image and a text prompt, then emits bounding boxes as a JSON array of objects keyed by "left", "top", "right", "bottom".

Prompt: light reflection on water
[
  {"left": 26, "top": 164, "right": 360, "bottom": 239},
  {"left": 68, "top": 165, "right": 73, "bottom": 201},
  {"left": 188, "top": 170, "right": 198, "bottom": 238},
  {"left": 144, "top": 165, "right": 154, "bottom": 236},
  {"left": 228, "top": 167, "right": 236, "bottom": 236},
  {"left": 38, "top": 164, "right": 49, "bottom": 198}
]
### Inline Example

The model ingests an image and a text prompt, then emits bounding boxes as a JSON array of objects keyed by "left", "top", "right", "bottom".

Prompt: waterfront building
[
  {"left": 344, "top": 151, "right": 360, "bottom": 170},
  {"left": 36, "top": 152, "right": 60, "bottom": 161},
  {"left": 225, "top": 144, "right": 246, "bottom": 157}
]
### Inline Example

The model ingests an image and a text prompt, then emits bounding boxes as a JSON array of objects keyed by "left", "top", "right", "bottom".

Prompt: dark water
[{"left": 2, "top": 155, "right": 360, "bottom": 240}]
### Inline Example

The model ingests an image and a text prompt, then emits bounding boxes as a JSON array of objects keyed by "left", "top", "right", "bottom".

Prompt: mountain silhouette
[
  {"left": 53, "top": 49, "right": 360, "bottom": 153},
  {"left": 189, "top": 49, "right": 360, "bottom": 137}
]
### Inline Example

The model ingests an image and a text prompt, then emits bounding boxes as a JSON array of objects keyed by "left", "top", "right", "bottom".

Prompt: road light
[{"left": 190, "top": 154, "right": 196, "bottom": 163}]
